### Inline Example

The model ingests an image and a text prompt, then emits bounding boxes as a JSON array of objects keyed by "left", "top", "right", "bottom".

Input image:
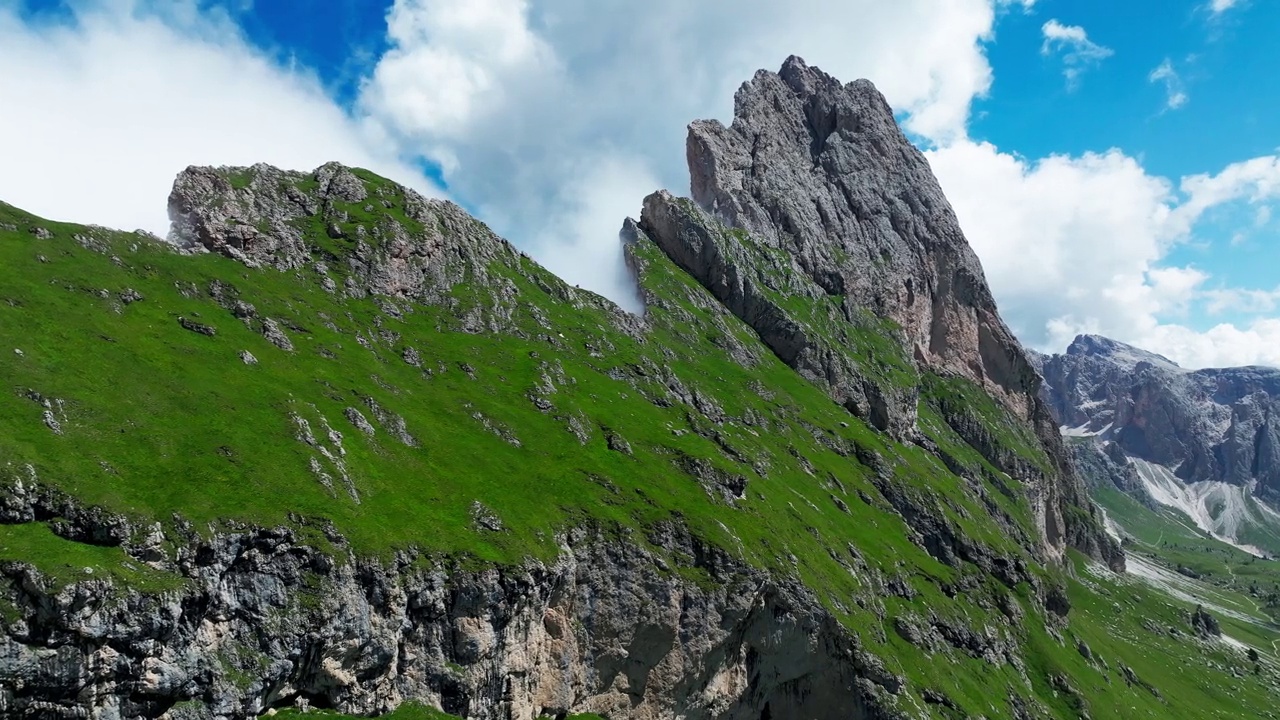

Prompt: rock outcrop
[
  {"left": 1190, "top": 605, "right": 1222, "bottom": 639},
  {"left": 636, "top": 56, "right": 1116, "bottom": 569},
  {"left": 168, "top": 162, "right": 513, "bottom": 304}
]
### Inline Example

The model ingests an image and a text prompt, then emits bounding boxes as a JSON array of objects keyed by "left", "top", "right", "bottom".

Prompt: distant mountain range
[{"left": 1034, "top": 334, "right": 1280, "bottom": 555}]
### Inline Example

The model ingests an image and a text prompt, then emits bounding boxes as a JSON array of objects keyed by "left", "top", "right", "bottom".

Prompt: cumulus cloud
[
  {"left": 1204, "top": 287, "right": 1280, "bottom": 316},
  {"left": 1149, "top": 59, "right": 1189, "bottom": 111},
  {"left": 1209, "top": 0, "right": 1244, "bottom": 15},
  {"left": 0, "top": 1, "right": 434, "bottom": 236},
  {"left": 1176, "top": 155, "right": 1280, "bottom": 219},
  {"left": 1040, "top": 19, "right": 1114, "bottom": 88},
  {"left": 927, "top": 140, "right": 1280, "bottom": 368},
  {"left": 357, "top": 0, "right": 1030, "bottom": 311},
  {"left": 1145, "top": 321, "right": 1280, "bottom": 369},
  {"left": 359, "top": 0, "right": 559, "bottom": 163},
  {"left": 926, "top": 142, "right": 1179, "bottom": 347}
]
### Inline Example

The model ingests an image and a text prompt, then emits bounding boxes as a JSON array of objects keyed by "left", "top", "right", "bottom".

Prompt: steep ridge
[
  {"left": 1037, "top": 334, "right": 1280, "bottom": 553},
  {"left": 636, "top": 56, "right": 1114, "bottom": 569},
  {"left": 0, "top": 60, "right": 1276, "bottom": 720}
]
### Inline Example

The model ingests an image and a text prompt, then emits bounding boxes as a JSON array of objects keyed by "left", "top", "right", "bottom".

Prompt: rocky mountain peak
[
  {"left": 167, "top": 162, "right": 517, "bottom": 301},
  {"left": 1065, "top": 334, "right": 1181, "bottom": 370},
  {"left": 1042, "top": 333, "right": 1280, "bottom": 514},
  {"left": 679, "top": 56, "right": 1038, "bottom": 421},
  {"left": 637, "top": 57, "right": 1120, "bottom": 569}
]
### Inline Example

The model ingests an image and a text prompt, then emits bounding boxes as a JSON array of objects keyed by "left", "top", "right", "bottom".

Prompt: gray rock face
[
  {"left": 168, "top": 162, "right": 513, "bottom": 304},
  {"left": 637, "top": 56, "right": 1115, "bottom": 569},
  {"left": 1038, "top": 334, "right": 1280, "bottom": 503},
  {"left": 677, "top": 56, "right": 1037, "bottom": 421},
  {"left": 1067, "top": 438, "right": 1157, "bottom": 508},
  {"left": 0, "top": 491, "right": 908, "bottom": 720},
  {"left": 636, "top": 192, "right": 917, "bottom": 437}
]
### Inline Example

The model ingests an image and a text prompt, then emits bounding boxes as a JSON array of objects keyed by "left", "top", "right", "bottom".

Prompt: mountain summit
[
  {"left": 1064, "top": 334, "right": 1180, "bottom": 369},
  {"left": 637, "top": 56, "right": 1115, "bottom": 568}
]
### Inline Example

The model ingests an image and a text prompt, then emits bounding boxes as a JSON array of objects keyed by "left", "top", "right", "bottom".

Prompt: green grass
[
  {"left": 0, "top": 522, "right": 182, "bottom": 592},
  {"left": 2, "top": 164, "right": 1279, "bottom": 719},
  {"left": 1059, "top": 550, "right": 1280, "bottom": 719},
  {"left": 1096, "top": 486, "right": 1280, "bottom": 624},
  {"left": 920, "top": 372, "right": 1052, "bottom": 476}
]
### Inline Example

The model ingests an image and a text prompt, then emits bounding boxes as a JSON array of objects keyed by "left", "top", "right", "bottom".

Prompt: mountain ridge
[
  {"left": 638, "top": 55, "right": 1116, "bottom": 569},
  {"left": 0, "top": 58, "right": 1275, "bottom": 720}
]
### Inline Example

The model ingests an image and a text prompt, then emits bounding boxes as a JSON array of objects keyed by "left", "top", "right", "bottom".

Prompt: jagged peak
[
  {"left": 636, "top": 57, "right": 1122, "bottom": 569},
  {"left": 675, "top": 57, "right": 1037, "bottom": 419},
  {"left": 688, "top": 57, "right": 918, "bottom": 247},
  {"left": 1064, "top": 334, "right": 1181, "bottom": 370},
  {"left": 772, "top": 55, "right": 889, "bottom": 118}
]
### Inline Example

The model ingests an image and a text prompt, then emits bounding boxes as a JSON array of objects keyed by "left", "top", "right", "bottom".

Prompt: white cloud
[
  {"left": 533, "top": 153, "right": 659, "bottom": 312},
  {"left": 1149, "top": 59, "right": 1189, "bottom": 111},
  {"left": 928, "top": 140, "right": 1280, "bottom": 368},
  {"left": 359, "top": 0, "right": 558, "bottom": 148},
  {"left": 357, "top": 0, "right": 1031, "bottom": 311},
  {"left": 1209, "top": 0, "right": 1244, "bottom": 15},
  {"left": 1040, "top": 19, "right": 1114, "bottom": 88},
  {"left": 1176, "top": 155, "right": 1280, "bottom": 220},
  {"left": 926, "top": 142, "right": 1179, "bottom": 346},
  {"left": 1143, "top": 320, "right": 1280, "bottom": 369},
  {"left": 0, "top": 0, "right": 434, "bottom": 236},
  {"left": 1204, "top": 287, "right": 1280, "bottom": 316}
]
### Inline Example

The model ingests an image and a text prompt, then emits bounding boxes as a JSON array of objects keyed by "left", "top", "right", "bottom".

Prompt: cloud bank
[
  {"left": 928, "top": 143, "right": 1280, "bottom": 368},
  {"left": 0, "top": 1, "right": 432, "bottom": 235}
]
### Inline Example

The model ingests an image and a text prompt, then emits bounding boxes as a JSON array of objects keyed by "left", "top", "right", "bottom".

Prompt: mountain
[
  {"left": 1, "top": 57, "right": 1277, "bottom": 720},
  {"left": 637, "top": 57, "right": 1116, "bottom": 568},
  {"left": 1037, "top": 334, "right": 1280, "bottom": 555}
]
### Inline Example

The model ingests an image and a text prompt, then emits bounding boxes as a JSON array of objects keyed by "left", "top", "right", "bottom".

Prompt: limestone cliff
[
  {"left": 0, "top": 482, "right": 904, "bottom": 720},
  {"left": 635, "top": 57, "right": 1117, "bottom": 569}
]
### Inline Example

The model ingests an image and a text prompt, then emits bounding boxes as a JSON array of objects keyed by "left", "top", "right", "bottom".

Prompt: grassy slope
[
  {"left": 1096, "top": 486, "right": 1280, "bottom": 631},
  {"left": 1, "top": 164, "right": 1278, "bottom": 718}
]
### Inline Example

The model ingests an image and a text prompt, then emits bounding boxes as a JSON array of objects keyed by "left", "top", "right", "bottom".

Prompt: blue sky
[
  {"left": 1, "top": 0, "right": 1278, "bottom": 368},
  {"left": 972, "top": 0, "right": 1280, "bottom": 334},
  {"left": 977, "top": 0, "right": 1278, "bottom": 175}
]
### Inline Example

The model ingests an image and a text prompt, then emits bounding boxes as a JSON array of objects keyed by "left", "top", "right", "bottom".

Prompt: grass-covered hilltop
[{"left": 3, "top": 56, "right": 1279, "bottom": 720}]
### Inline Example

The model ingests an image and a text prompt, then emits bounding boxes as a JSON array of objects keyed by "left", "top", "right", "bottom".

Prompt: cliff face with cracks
[
  {"left": 0, "top": 484, "right": 904, "bottom": 720},
  {"left": 635, "top": 56, "right": 1117, "bottom": 569}
]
